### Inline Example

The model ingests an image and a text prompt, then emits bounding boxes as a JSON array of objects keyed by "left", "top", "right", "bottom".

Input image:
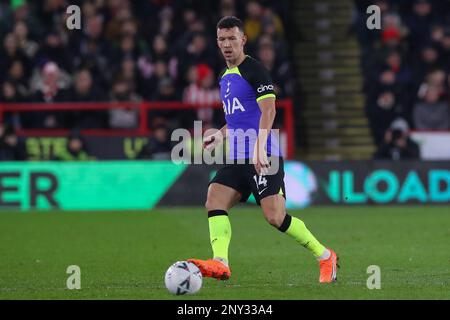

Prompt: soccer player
[{"left": 188, "top": 16, "right": 339, "bottom": 283}]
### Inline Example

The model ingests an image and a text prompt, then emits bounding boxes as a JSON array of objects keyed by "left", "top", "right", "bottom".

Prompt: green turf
[{"left": 0, "top": 206, "right": 449, "bottom": 300}]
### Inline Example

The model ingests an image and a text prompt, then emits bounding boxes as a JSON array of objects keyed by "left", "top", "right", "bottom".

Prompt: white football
[{"left": 164, "top": 261, "right": 202, "bottom": 295}]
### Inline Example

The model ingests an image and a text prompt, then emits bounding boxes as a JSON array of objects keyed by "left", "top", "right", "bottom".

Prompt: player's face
[{"left": 217, "top": 27, "right": 246, "bottom": 64}]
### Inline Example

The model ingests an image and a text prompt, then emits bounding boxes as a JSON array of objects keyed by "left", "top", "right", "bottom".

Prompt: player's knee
[
  {"left": 263, "top": 208, "right": 284, "bottom": 228},
  {"left": 205, "top": 198, "right": 224, "bottom": 212},
  {"left": 205, "top": 199, "right": 214, "bottom": 211}
]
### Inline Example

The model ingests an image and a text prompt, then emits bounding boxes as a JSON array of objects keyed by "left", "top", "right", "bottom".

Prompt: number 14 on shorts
[{"left": 253, "top": 175, "right": 268, "bottom": 190}]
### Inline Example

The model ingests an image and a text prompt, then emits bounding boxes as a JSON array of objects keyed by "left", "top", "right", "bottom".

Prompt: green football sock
[
  {"left": 208, "top": 210, "right": 232, "bottom": 262},
  {"left": 279, "top": 214, "right": 326, "bottom": 258}
]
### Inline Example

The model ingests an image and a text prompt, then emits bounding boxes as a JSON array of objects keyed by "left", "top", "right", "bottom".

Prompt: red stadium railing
[{"left": 0, "top": 99, "right": 295, "bottom": 158}]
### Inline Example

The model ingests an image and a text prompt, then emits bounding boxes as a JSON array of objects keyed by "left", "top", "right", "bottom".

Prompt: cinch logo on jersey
[
  {"left": 223, "top": 98, "right": 245, "bottom": 115},
  {"left": 257, "top": 84, "right": 274, "bottom": 93}
]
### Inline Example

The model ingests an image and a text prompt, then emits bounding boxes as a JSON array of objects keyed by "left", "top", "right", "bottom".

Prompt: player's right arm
[{"left": 203, "top": 124, "right": 227, "bottom": 151}]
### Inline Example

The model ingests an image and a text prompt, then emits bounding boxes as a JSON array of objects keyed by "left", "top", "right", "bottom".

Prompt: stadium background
[{"left": 0, "top": 0, "right": 449, "bottom": 300}]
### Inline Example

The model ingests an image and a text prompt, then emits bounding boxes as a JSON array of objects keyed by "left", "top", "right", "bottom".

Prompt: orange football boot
[
  {"left": 319, "top": 248, "right": 339, "bottom": 283},
  {"left": 188, "top": 259, "right": 231, "bottom": 280}
]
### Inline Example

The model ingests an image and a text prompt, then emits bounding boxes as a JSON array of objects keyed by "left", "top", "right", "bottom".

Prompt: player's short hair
[{"left": 216, "top": 16, "right": 244, "bottom": 33}]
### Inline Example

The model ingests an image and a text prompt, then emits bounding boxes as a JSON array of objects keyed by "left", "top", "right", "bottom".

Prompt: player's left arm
[
  {"left": 246, "top": 60, "right": 277, "bottom": 175},
  {"left": 254, "top": 97, "right": 276, "bottom": 175}
]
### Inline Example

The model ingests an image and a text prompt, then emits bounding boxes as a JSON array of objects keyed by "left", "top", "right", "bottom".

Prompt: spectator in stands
[
  {"left": 76, "top": 15, "right": 111, "bottom": 81},
  {"left": 74, "top": 36, "right": 111, "bottom": 93},
  {"left": 111, "top": 27, "right": 149, "bottom": 67},
  {"left": 120, "top": 18, "right": 140, "bottom": 41},
  {"left": 254, "top": 25, "right": 288, "bottom": 62},
  {"left": 150, "top": 75, "right": 183, "bottom": 128},
  {"left": 39, "top": 0, "right": 67, "bottom": 32},
  {"left": 146, "top": 60, "right": 170, "bottom": 100},
  {"left": 244, "top": 2, "right": 284, "bottom": 55},
  {"left": 405, "top": 0, "right": 439, "bottom": 50},
  {"left": 80, "top": 1, "right": 97, "bottom": 22},
  {"left": 0, "top": 123, "right": 27, "bottom": 161},
  {"left": 132, "top": 0, "right": 168, "bottom": 41},
  {"left": 0, "top": 80, "right": 20, "bottom": 103},
  {"left": 137, "top": 124, "right": 172, "bottom": 160},
  {"left": 173, "top": 8, "right": 203, "bottom": 53},
  {"left": 412, "top": 43, "right": 443, "bottom": 89},
  {"left": 154, "top": 76, "right": 179, "bottom": 101},
  {"left": 413, "top": 85, "right": 450, "bottom": 130},
  {"left": 383, "top": 50, "right": 412, "bottom": 87},
  {"left": 118, "top": 57, "right": 139, "bottom": 93},
  {"left": 260, "top": 8, "right": 285, "bottom": 42},
  {"left": 177, "top": 32, "right": 216, "bottom": 80},
  {"left": 29, "top": 61, "right": 71, "bottom": 97},
  {"left": 367, "top": 91, "right": 403, "bottom": 145},
  {"left": 13, "top": 20, "right": 39, "bottom": 60},
  {"left": 374, "top": 118, "right": 420, "bottom": 160},
  {"left": 0, "top": 1, "right": 44, "bottom": 41},
  {"left": 6, "top": 60, "right": 29, "bottom": 100},
  {"left": 151, "top": 34, "right": 171, "bottom": 62},
  {"left": 0, "top": 81, "right": 23, "bottom": 129},
  {"left": 381, "top": 22, "right": 403, "bottom": 50},
  {"left": 105, "top": 1, "right": 134, "bottom": 42},
  {"left": 64, "top": 68, "right": 107, "bottom": 129},
  {"left": 417, "top": 69, "right": 447, "bottom": 97},
  {"left": 83, "top": 14, "right": 107, "bottom": 45},
  {"left": 183, "top": 63, "right": 220, "bottom": 126},
  {"left": 157, "top": 5, "right": 175, "bottom": 38},
  {"left": 257, "top": 43, "right": 293, "bottom": 98},
  {"left": 244, "top": 1, "right": 264, "bottom": 43},
  {"left": 431, "top": 24, "right": 445, "bottom": 43},
  {"left": 217, "top": 0, "right": 237, "bottom": 19},
  {"left": 35, "top": 30, "right": 73, "bottom": 73},
  {"left": 377, "top": 68, "right": 399, "bottom": 93},
  {"left": 25, "top": 62, "right": 70, "bottom": 129},
  {"left": 381, "top": 11, "right": 408, "bottom": 45},
  {"left": 0, "top": 32, "right": 30, "bottom": 84},
  {"left": 53, "top": 131, "right": 93, "bottom": 161},
  {"left": 148, "top": 34, "right": 177, "bottom": 81},
  {"left": 368, "top": 50, "right": 414, "bottom": 116},
  {"left": 438, "top": 28, "right": 450, "bottom": 71},
  {"left": 108, "top": 77, "right": 141, "bottom": 129}
]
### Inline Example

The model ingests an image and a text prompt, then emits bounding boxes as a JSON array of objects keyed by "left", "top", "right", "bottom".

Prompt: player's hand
[
  {"left": 203, "top": 132, "right": 223, "bottom": 152},
  {"left": 253, "top": 145, "right": 270, "bottom": 176}
]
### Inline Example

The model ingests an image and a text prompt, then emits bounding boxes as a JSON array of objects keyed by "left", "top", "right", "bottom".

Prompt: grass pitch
[{"left": 0, "top": 206, "right": 449, "bottom": 300}]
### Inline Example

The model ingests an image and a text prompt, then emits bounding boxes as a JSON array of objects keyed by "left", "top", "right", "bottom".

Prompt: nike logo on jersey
[{"left": 223, "top": 97, "right": 245, "bottom": 115}]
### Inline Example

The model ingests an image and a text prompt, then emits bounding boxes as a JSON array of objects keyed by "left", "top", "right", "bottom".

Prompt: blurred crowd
[
  {"left": 0, "top": 0, "right": 293, "bottom": 138},
  {"left": 353, "top": 0, "right": 450, "bottom": 159}
]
